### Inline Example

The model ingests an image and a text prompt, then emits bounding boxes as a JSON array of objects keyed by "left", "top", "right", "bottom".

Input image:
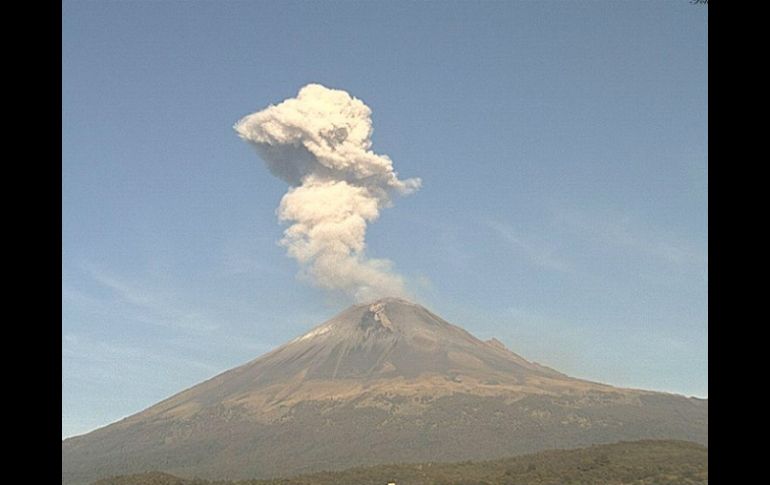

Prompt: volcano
[{"left": 62, "top": 298, "right": 707, "bottom": 484}]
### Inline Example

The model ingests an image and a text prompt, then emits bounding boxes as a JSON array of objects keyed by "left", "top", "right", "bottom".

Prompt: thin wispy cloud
[
  {"left": 218, "top": 234, "right": 282, "bottom": 276},
  {"left": 397, "top": 213, "right": 476, "bottom": 272},
  {"left": 83, "top": 264, "right": 220, "bottom": 334},
  {"left": 63, "top": 333, "right": 220, "bottom": 378},
  {"left": 506, "top": 306, "right": 570, "bottom": 330},
  {"left": 62, "top": 285, "right": 108, "bottom": 313},
  {"left": 486, "top": 219, "right": 572, "bottom": 273},
  {"left": 557, "top": 208, "right": 707, "bottom": 269},
  {"left": 62, "top": 333, "right": 224, "bottom": 439}
]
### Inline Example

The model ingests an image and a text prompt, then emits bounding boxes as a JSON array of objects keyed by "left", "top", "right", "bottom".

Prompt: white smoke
[{"left": 234, "top": 84, "right": 421, "bottom": 302}]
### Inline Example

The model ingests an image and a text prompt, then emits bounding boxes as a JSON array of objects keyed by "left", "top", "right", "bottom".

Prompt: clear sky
[{"left": 62, "top": 0, "right": 708, "bottom": 439}]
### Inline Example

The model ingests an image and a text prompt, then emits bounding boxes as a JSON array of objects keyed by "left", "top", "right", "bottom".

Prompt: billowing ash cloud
[{"left": 234, "top": 84, "right": 421, "bottom": 302}]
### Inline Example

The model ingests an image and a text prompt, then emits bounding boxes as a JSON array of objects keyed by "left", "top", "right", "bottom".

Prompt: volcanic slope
[{"left": 62, "top": 298, "right": 707, "bottom": 484}]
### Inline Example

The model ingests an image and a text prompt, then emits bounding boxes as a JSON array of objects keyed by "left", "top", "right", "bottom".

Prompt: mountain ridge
[{"left": 62, "top": 298, "right": 707, "bottom": 485}]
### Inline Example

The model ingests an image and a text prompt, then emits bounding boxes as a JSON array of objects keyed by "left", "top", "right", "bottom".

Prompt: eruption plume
[{"left": 234, "top": 84, "right": 421, "bottom": 301}]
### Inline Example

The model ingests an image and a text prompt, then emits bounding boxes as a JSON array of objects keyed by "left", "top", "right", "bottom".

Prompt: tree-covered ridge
[{"left": 92, "top": 439, "right": 707, "bottom": 485}]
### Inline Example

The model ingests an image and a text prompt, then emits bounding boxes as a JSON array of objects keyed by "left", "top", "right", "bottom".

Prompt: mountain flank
[{"left": 63, "top": 298, "right": 707, "bottom": 484}]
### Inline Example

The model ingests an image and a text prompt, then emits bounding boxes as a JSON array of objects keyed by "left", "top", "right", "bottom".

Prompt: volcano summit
[{"left": 62, "top": 298, "right": 707, "bottom": 484}]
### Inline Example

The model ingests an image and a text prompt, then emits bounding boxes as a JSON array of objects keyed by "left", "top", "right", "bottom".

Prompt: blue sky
[{"left": 62, "top": 0, "right": 708, "bottom": 439}]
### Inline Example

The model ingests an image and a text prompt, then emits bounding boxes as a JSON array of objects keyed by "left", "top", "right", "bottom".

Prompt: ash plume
[{"left": 234, "top": 84, "right": 421, "bottom": 301}]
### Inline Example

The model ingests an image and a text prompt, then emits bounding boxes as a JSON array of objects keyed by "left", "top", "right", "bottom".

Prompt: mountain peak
[
  {"left": 363, "top": 301, "right": 394, "bottom": 331},
  {"left": 362, "top": 296, "right": 417, "bottom": 306},
  {"left": 358, "top": 297, "right": 421, "bottom": 332},
  {"left": 63, "top": 298, "right": 708, "bottom": 485},
  {"left": 233, "top": 298, "right": 566, "bottom": 386}
]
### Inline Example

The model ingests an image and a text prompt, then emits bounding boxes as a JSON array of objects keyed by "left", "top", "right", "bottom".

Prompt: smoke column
[{"left": 234, "top": 84, "right": 421, "bottom": 301}]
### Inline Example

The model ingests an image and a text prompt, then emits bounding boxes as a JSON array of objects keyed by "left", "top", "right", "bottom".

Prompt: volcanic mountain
[{"left": 62, "top": 298, "right": 707, "bottom": 485}]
